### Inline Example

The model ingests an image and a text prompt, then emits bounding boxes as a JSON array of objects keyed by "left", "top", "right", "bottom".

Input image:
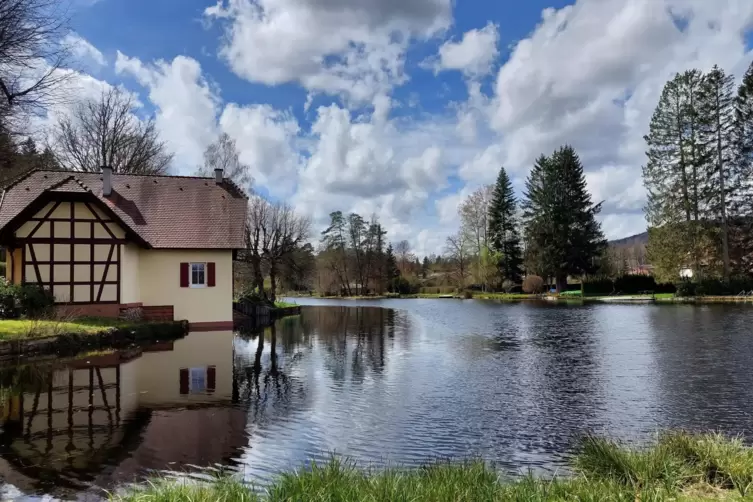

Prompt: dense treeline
[
  {"left": 442, "top": 146, "right": 606, "bottom": 293},
  {"left": 643, "top": 61, "right": 753, "bottom": 283},
  {"left": 317, "top": 211, "right": 419, "bottom": 295}
]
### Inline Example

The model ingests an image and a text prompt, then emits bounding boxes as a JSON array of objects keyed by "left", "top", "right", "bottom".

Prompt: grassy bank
[
  {"left": 112, "top": 432, "right": 753, "bottom": 501},
  {"left": 0, "top": 317, "right": 136, "bottom": 341},
  {"left": 273, "top": 301, "right": 298, "bottom": 309}
]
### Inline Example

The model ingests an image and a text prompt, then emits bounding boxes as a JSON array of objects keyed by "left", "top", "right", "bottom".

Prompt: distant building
[
  {"left": 680, "top": 268, "right": 694, "bottom": 279},
  {"left": 0, "top": 168, "right": 247, "bottom": 329},
  {"left": 629, "top": 265, "right": 654, "bottom": 276}
]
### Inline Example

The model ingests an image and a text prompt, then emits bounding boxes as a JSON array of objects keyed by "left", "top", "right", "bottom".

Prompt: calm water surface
[{"left": 1, "top": 298, "right": 753, "bottom": 498}]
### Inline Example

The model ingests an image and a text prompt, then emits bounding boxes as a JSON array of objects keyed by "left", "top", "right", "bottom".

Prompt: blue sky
[{"left": 52, "top": 0, "right": 753, "bottom": 255}]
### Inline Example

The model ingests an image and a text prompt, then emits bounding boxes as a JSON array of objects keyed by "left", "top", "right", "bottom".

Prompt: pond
[{"left": 1, "top": 298, "right": 753, "bottom": 498}]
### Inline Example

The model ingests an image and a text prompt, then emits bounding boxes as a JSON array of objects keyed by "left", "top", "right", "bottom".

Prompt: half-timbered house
[{"left": 0, "top": 167, "right": 247, "bottom": 329}]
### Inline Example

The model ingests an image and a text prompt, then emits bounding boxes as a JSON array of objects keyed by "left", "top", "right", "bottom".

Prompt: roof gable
[{"left": 0, "top": 170, "right": 248, "bottom": 249}]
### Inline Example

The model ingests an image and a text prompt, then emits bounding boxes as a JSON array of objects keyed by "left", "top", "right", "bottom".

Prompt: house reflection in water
[{"left": 0, "top": 330, "right": 247, "bottom": 496}]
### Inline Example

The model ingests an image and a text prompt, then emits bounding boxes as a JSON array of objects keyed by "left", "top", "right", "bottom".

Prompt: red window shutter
[
  {"left": 207, "top": 366, "right": 216, "bottom": 393},
  {"left": 179, "top": 368, "right": 189, "bottom": 394},
  {"left": 207, "top": 262, "right": 216, "bottom": 287},
  {"left": 180, "top": 262, "right": 189, "bottom": 287}
]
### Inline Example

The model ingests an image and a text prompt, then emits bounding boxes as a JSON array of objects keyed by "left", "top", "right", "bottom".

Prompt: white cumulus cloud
[
  {"left": 432, "top": 23, "right": 500, "bottom": 77},
  {"left": 62, "top": 33, "right": 106, "bottom": 67},
  {"left": 204, "top": 0, "right": 452, "bottom": 104}
]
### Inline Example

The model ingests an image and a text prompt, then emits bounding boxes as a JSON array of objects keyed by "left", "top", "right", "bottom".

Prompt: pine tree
[
  {"left": 700, "top": 65, "right": 737, "bottom": 279},
  {"left": 735, "top": 61, "right": 753, "bottom": 272},
  {"left": 522, "top": 155, "right": 551, "bottom": 278},
  {"left": 385, "top": 244, "right": 400, "bottom": 292},
  {"left": 522, "top": 146, "right": 606, "bottom": 292},
  {"left": 321, "top": 211, "right": 351, "bottom": 295},
  {"left": 643, "top": 70, "right": 709, "bottom": 279},
  {"left": 421, "top": 256, "right": 430, "bottom": 279},
  {"left": 488, "top": 166, "right": 522, "bottom": 283}
]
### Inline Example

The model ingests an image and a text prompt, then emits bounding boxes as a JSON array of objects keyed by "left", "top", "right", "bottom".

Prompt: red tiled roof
[{"left": 0, "top": 170, "right": 248, "bottom": 249}]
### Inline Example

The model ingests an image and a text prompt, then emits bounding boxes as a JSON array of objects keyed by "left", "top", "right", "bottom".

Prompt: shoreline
[
  {"left": 286, "top": 294, "right": 753, "bottom": 304},
  {"left": 0, "top": 321, "right": 188, "bottom": 361},
  {"left": 111, "top": 431, "right": 753, "bottom": 502}
]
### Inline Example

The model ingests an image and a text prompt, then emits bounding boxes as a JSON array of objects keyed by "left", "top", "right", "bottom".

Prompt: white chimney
[
  {"left": 102, "top": 166, "right": 113, "bottom": 196},
  {"left": 214, "top": 168, "right": 223, "bottom": 184}
]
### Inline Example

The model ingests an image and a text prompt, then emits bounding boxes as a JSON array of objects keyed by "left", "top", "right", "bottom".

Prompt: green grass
[
  {"left": 111, "top": 432, "right": 753, "bottom": 501},
  {"left": 0, "top": 317, "right": 135, "bottom": 341},
  {"left": 273, "top": 301, "right": 298, "bottom": 309},
  {"left": 655, "top": 293, "right": 677, "bottom": 299}
]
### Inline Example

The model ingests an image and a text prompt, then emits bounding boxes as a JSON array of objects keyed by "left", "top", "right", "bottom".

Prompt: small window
[
  {"left": 190, "top": 263, "right": 206, "bottom": 288},
  {"left": 189, "top": 367, "right": 206, "bottom": 392}
]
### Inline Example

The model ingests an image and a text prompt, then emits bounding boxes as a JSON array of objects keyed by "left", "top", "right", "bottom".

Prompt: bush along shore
[{"left": 113, "top": 432, "right": 753, "bottom": 501}]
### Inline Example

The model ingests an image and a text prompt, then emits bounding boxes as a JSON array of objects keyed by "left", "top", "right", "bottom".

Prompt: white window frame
[{"left": 190, "top": 262, "right": 207, "bottom": 288}]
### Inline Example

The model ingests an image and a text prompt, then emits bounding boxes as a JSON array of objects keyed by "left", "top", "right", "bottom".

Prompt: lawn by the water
[
  {"left": 0, "top": 317, "right": 133, "bottom": 341},
  {"left": 113, "top": 432, "right": 753, "bottom": 501}
]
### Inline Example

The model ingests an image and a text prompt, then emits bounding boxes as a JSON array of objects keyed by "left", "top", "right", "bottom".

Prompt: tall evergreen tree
[
  {"left": 735, "top": 61, "right": 753, "bottom": 272},
  {"left": 522, "top": 155, "right": 550, "bottom": 278},
  {"left": 700, "top": 65, "right": 737, "bottom": 279},
  {"left": 522, "top": 146, "right": 606, "bottom": 292},
  {"left": 385, "top": 244, "right": 400, "bottom": 292},
  {"left": 643, "top": 70, "right": 709, "bottom": 279},
  {"left": 321, "top": 211, "right": 351, "bottom": 295},
  {"left": 488, "top": 166, "right": 522, "bottom": 283}
]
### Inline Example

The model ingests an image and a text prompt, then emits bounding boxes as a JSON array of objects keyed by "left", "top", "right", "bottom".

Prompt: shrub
[
  {"left": 675, "top": 281, "right": 696, "bottom": 297},
  {"left": 0, "top": 278, "right": 18, "bottom": 318},
  {"left": 582, "top": 278, "right": 614, "bottom": 296},
  {"left": 390, "top": 277, "right": 418, "bottom": 295},
  {"left": 238, "top": 286, "right": 267, "bottom": 305},
  {"left": 418, "top": 286, "right": 456, "bottom": 295},
  {"left": 501, "top": 280, "right": 516, "bottom": 293},
  {"left": 17, "top": 284, "right": 55, "bottom": 317},
  {"left": 0, "top": 280, "right": 55, "bottom": 319},
  {"left": 522, "top": 275, "right": 545, "bottom": 294},
  {"left": 462, "top": 290, "right": 473, "bottom": 299},
  {"left": 614, "top": 274, "right": 657, "bottom": 295},
  {"left": 673, "top": 278, "right": 753, "bottom": 297}
]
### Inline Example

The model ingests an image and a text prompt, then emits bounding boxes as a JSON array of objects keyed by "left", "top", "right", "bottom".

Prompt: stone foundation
[
  {"left": 56, "top": 303, "right": 121, "bottom": 318},
  {"left": 55, "top": 303, "right": 176, "bottom": 321}
]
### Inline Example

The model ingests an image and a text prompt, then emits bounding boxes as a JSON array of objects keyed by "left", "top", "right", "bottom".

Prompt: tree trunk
[
  {"left": 269, "top": 261, "right": 278, "bottom": 304},
  {"left": 556, "top": 274, "right": 567, "bottom": 294},
  {"left": 251, "top": 255, "right": 266, "bottom": 301},
  {"left": 716, "top": 97, "right": 731, "bottom": 280}
]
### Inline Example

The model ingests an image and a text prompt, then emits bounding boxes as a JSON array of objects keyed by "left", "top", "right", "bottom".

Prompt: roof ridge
[
  {"left": 223, "top": 178, "right": 250, "bottom": 200},
  {"left": 2, "top": 168, "right": 40, "bottom": 192},
  {"left": 71, "top": 176, "right": 92, "bottom": 192},
  {"left": 45, "top": 174, "right": 92, "bottom": 193},
  {"left": 33, "top": 169, "right": 218, "bottom": 181},
  {"left": 0, "top": 169, "right": 40, "bottom": 213}
]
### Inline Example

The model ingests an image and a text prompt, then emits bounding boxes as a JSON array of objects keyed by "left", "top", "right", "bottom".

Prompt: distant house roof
[{"left": 0, "top": 170, "right": 248, "bottom": 249}]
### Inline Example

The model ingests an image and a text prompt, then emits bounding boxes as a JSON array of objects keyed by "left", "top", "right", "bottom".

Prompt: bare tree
[
  {"left": 444, "top": 232, "right": 471, "bottom": 288},
  {"left": 243, "top": 194, "right": 271, "bottom": 301},
  {"left": 394, "top": 239, "right": 413, "bottom": 275},
  {"left": 53, "top": 88, "right": 173, "bottom": 174},
  {"left": 0, "top": 0, "right": 70, "bottom": 123},
  {"left": 242, "top": 194, "right": 311, "bottom": 303},
  {"left": 261, "top": 202, "right": 311, "bottom": 303},
  {"left": 459, "top": 185, "right": 494, "bottom": 288},
  {"left": 459, "top": 185, "right": 493, "bottom": 255},
  {"left": 196, "top": 132, "right": 252, "bottom": 190}
]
